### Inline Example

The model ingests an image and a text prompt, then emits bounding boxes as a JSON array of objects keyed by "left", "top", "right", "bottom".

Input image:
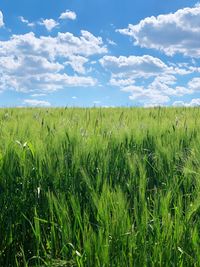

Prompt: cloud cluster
[
  {"left": 19, "top": 9, "right": 77, "bottom": 31},
  {"left": 119, "top": 75, "right": 191, "bottom": 105},
  {"left": 39, "top": 9, "right": 77, "bottom": 31},
  {"left": 0, "top": 31, "right": 106, "bottom": 58},
  {"left": 1, "top": 5, "right": 200, "bottom": 107},
  {"left": 120, "top": 76, "right": 200, "bottom": 106},
  {"left": 118, "top": 5, "right": 200, "bottom": 57},
  {"left": 100, "top": 54, "right": 200, "bottom": 105},
  {"left": 0, "top": 31, "right": 107, "bottom": 92}
]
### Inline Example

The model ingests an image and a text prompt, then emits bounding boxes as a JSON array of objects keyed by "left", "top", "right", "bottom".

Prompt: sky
[{"left": 0, "top": 0, "right": 200, "bottom": 107}]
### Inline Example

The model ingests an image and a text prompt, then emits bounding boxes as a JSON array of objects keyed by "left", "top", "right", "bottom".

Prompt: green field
[{"left": 0, "top": 107, "right": 200, "bottom": 266}]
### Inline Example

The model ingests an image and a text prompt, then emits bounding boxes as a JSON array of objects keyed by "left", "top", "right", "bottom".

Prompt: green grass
[{"left": 0, "top": 107, "right": 200, "bottom": 266}]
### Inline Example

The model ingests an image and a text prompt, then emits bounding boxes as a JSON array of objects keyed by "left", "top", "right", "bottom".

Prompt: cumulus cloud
[
  {"left": 0, "top": 11, "right": 4, "bottom": 27},
  {"left": 40, "top": 19, "right": 58, "bottom": 31},
  {"left": 100, "top": 55, "right": 169, "bottom": 79},
  {"left": 0, "top": 31, "right": 106, "bottom": 92},
  {"left": 100, "top": 55, "right": 193, "bottom": 83},
  {"left": 64, "top": 55, "right": 88, "bottom": 74},
  {"left": 0, "top": 55, "right": 64, "bottom": 75},
  {"left": 121, "top": 83, "right": 170, "bottom": 105},
  {"left": 99, "top": 53, "right": 200, "bottom": 105},
  {"left": 120, "top": 74, "right": 200, "bottom": 106},
  {"left": 23, "top": 99, "right": 51, "bottom": 107},
  {"left": 117, "top": 5, "right": 200, "bottom": 57},
  {"left": 59, "top": 10, "right": 77, "bottom": 20},
  {"left": 188, "top": 77, "right": 200, "bottom": 91},
  {"left": 147, "top": 75, "right": 192, "bottom": 96},
  {"left": 109, "top": 71, "right": 200, "bottom": 105},
  {"left": 0, "top": 31, "right": 106, "bottom": 59},
  {"left": 0, "top": 57, "right": 96, "bottom": 92}
]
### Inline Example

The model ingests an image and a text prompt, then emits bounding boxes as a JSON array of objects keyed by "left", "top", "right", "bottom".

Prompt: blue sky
[{"left": 0, "top": 0, "right": 200, "bottom": 107}]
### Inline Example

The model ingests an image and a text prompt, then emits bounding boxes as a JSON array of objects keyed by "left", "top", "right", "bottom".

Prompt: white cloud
[
  {"left": 188, "top": 98, "right": 200, "bottom": 106},
  {"left": 172, "top": 101, "right": 185, "bottom": 107},
  {"left": 100, "top": 55, "right": 169, "bottom": 79},
  {"left": 64, "top": 55, "right": 88, "bottom": 74},
  {"left": 114, "top": 73, "right": 199, "bottom": 106},
  {"left": 0, "top": 55, "right": 64, "bottom": 74},
  {"left": 110, "top": 77, "right": 136, "bottom": 87},
  {"left": 0, "top": 31, "right": 106, "bottom": 93},
  {"left": 119, "top": 74, "right": 200, "bottom": 105},
  {"left": 120, "top": 72, "right": 199, "bottom": 105},
  {"left": 23, "top": 99, "right": 51, "bottom": 107},
  {"left": 34, "top": 73, "right": 96, "bottom": 92},
  {"left": 19, "top": 16, "right": 35, "bottom": 27},
  {"left": 31, "top": 93, "right": 46, "bottom": 97},
  {"left": 59, "top": 10, "right": 77, "bottom": 20},
  {"left": 173, "top": 99, "right": 200, "bottom": 106},
  {"left": 121, "top": 84, "right": 170, "bottom": 105},
  {"left": 188, "top": 77, "right": 200, "bottom": 91},
  {"left": 0, "top": 68, "right": 97, "bottom": 93},
  {"left": 40, "top": 19, "right": 58, "bottom": 31},
  {"left": 99, "top": 53, "right": 200, "bottom": 105},
  {"left": 107, "top": 39, "right": 117, "bottom": 46},
  {"left": 0, "top": 11, "right": 4, "bottom": 27},
  {"left": 100, "top": 55, "right": 192, "bottom": 83},
  {"left": 117, "top": 5, "right": 200, "bottom": 57},
  {"left": 147, "top": 75, "right": 192, "bottom": 96},
  {"left": 0, "top": 31, "right": 106, "bottom": 59}
]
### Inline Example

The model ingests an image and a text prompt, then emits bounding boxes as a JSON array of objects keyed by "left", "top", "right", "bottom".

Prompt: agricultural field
[{"left": 0, "top": 107, "right": 200, "bottom": 267}]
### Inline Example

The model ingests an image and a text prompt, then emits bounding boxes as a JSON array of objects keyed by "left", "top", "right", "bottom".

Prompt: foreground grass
[{"left": 0, "top": 107, "right": 200, "bottom": 266}]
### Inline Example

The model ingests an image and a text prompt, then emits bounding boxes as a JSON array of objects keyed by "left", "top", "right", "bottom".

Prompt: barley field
[{"left": 0, "top": 107, "right": 200, "bottom": 267}]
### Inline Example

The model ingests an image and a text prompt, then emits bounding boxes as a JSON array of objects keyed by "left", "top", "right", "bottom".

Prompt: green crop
[{"left": 0, "top": 107, "right": 200, "bottom": 266}]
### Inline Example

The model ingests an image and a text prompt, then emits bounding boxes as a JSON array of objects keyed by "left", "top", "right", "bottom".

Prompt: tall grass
[{"left": 0, "top": 107, "right": 200, "bottom": 266}]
